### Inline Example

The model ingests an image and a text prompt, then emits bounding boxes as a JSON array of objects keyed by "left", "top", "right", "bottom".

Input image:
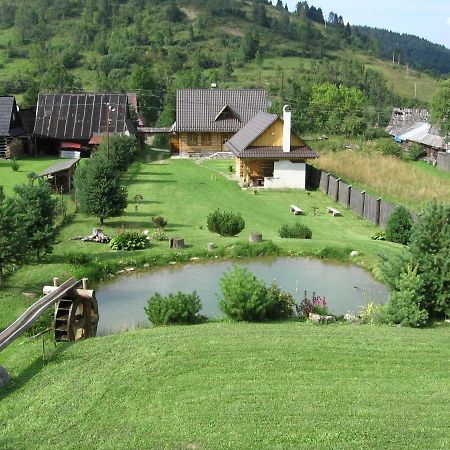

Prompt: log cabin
[
  {"left": 225, "top": 105, "right": 319, "bottom": 189},
  {"left": 170, "top": 88, "right": 267, "bottom": 156},
  {"left": 0, "top": 96, "right": 25, "bottom": 158}
]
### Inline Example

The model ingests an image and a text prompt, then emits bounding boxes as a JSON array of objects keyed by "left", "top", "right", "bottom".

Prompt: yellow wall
[
  {"left": 177, "top": 132, "right": 233, "bottom": 153},
  {"left": 251, "top": 119, "right": 304, "bottom": 147}
]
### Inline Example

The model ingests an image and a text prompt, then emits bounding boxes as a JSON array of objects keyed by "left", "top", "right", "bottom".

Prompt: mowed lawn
[
  {"left": 1, "top": 154, "right": 399, "bottom": 329},
  {"left": 0, "top": 322, "right": 449, "bottom": 449}
]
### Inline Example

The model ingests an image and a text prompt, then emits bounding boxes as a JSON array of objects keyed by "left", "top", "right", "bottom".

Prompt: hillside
[
  {"left": 1, "top": 322, "right": 449, "bottom": 448},
  {"left": 0, "top": 0, "right": 444, "bottom": 126}
]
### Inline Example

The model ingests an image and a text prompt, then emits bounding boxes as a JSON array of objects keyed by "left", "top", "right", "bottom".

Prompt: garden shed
[{"left": 39, "top": 158, "right": 79, "bottom": 192}]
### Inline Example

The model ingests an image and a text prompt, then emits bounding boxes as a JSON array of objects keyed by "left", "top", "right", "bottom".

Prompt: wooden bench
[
  {"left": 290, "top": 205, "right": 303, "bottom": 215},
  {"left": 327, "top": 206, "right": 341, "bottom": 216}
]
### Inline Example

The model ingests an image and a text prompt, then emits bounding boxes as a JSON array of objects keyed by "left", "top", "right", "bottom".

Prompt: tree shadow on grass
[
  {"left": 0, "top": 341, "right": 75, "bottom": 401},
  {"left": 127, "top": 179, "right": 176, "bottom": 185},
  {"left": 138, "top": 172, "right": 173, "bottom": 176}
]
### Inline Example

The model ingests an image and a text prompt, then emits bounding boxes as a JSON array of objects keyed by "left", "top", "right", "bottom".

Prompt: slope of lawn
[{"left": 0, "top": 322, "right": 449, "bottom": 449}]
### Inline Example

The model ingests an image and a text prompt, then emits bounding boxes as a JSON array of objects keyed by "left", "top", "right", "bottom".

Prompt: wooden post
[
  {"left": 347, "top": 185, "right": 352, "bottom": 208},
  {"left": 361, "top": 190, "right": 366, "bottom": 218},
  {"left": 53, "top": 278, "right": 59, "bottom": 287},
  {"left": 249, "top": 233, "right": 262, "bottom": 243},
  {"left": 335, "top": 178, "right": 340, "bottom": 203},
  {"left": 82, "top": 278, "right": 88, "bottom": 289},
  {"left": 376, "top": 198, "right": 382, "bottom": 226},
  {"left": 326, "top": 173, "right": 330, "bottom": 195},
  {"left": 207, "top": 243, "right": 215, "bottom": 251}
]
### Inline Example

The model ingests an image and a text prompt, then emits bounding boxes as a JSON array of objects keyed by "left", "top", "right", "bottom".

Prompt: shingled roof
[
  {"left": 173, "top": 89, "right": 267, "bottom": 133},
  {"left": 33, "top": 93, "right": 135, "bottom": 140},
  {"left": 225, "top": 112, "right": 319, "bottom": 159},
  {"left": 0, "top": 96, "right": 23, "bottom": 137}
]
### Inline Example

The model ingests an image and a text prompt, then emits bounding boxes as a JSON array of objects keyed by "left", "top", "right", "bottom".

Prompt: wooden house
[
  {"left": 170, "top": 88, "right": 267, "bottom": 155},
  {"left": 0, "top": 96, "right": 24, "bottom": 158},
  {"left": 33, "top": 93, "right": 137, "bottom": 157},
  {"left": 225, "top": 106, "right": 319, "bottom": 189}
]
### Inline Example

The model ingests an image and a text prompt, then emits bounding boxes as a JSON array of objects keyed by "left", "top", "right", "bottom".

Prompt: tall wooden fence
[
  {"left": 306, "top": 165, "right": 402, "bottom": 228},
  {"left": 437, "top": 152, "right": 450, "bottom": 172}
]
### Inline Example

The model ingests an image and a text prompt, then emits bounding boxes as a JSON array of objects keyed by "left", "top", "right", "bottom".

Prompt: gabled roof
[
  {"left": 225, "top": 112, "right": 278, "bottom": 154},
  {"left": 0, "top": 96, "right": 23, "bottom": 137},
  {"left": 33, "top": 93, "right": 134, "bottom": 140},
  {"left": 173, "top": 89, "right": 267, "bottom": 132},
  {"left": 225, "top": 112, "right": 319, "bottom": 159}
]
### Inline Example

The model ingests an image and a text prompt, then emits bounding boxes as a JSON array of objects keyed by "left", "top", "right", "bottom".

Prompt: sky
[{"left": 285, "top": 0, "right": 450, "bottom": 49}]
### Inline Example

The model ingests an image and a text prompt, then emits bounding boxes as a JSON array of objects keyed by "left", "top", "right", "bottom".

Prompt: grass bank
[{"left": 1, "top": 322, "right": 449, "bottom": 449}]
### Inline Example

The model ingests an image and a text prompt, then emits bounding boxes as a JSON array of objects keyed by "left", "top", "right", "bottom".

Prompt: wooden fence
[
  {"left": 306, "top": 165, "right": 401, "bottom": 228},
  {"left": 437, "top": 152, "right": 450, "bottom": 172}
]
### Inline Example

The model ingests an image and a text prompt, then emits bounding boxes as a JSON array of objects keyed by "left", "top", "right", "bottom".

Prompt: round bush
[
  {"left": 279, "top": 223, "right": 312, "bottom": 239},
  {"left": 207, "top": 209, "right": 245, "bottom": 236},
  {"left": 385, "top": 206, "right": 413, "bottom": 245},
  {"left": 145, "top": 291, "right": 202, "bottom": 325},
  {"left": 110, "top": 230, "right": 149, "bottom": 250}
]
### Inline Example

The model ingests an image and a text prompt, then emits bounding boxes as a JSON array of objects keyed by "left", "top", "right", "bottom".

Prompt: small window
[
  {"left": 187, "top": 133, "right": 198, "bottom": 146},
  {"left": 202, "top": 133, "right": 211, "bottom": 146}
]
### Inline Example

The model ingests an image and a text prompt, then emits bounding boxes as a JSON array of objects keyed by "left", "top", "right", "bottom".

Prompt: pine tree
[
  {"left": 221, "top": 53, "right": 233, "bottom": 82},
  {"left": 14, "top": 176, "right": 57, "bottom": 261},
  {"left": 74, "top": 154, "right": 128, "bottom": 225},
  {"left": 0, "top": 187, "right": 26, "bottom": 285},
  {"left": 385, "top": 205, "right": 413, "bottom": 245}
]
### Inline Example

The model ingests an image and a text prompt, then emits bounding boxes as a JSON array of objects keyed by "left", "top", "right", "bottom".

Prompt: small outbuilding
[
  {"left": 39, "top": 158, "right": 79, "bottom": 192},
  {"left": 225, "top": 106, "right": 319, "bottom": 189}
]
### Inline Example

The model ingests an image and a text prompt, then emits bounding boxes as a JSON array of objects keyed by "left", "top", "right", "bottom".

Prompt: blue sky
[{"left": 285, "top": 0, "right": 450, "bottom": 49}]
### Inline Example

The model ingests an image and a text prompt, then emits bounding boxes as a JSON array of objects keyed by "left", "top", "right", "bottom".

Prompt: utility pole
[{"left": 106, "top": 103, "right": 115, "bottom": 161}]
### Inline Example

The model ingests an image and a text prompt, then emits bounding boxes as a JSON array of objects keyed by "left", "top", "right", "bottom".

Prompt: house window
[
  {"left": 187, "top": 133, "right": 198, "bottom": 146},
  {"left": 201, "top": 133, "right": 211, "bottom": 146}
]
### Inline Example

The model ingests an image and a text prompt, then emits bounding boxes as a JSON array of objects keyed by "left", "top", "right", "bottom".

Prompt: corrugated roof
[
  {"left": 225, "top": 112, "right": 278, "bottom": 155},
  {"left": 238, "top": 147, "right": 319, "bottom": 159},
  {"left": 40, "top": 158, "right": 79, "bottom": 177},
  {"left": 0, "top": 97, "right": 16, "bottom": 136},
  {"left": 173, "top": 89, "right": 267, "bottom": 132},
  {"left": 33, "top": 93, "right": 133, "bottom": 140}
]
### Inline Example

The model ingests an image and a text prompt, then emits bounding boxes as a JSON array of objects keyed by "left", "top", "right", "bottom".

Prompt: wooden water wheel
[{"left": 54, "top": 291, "right": 99, "bottom": 342}]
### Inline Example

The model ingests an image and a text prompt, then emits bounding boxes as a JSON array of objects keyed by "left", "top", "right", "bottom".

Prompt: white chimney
[{"left": 283, "top": 105, "right": 292, "bottom": 153}]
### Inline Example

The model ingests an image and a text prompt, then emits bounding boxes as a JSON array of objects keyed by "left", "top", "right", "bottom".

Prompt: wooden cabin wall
[
  {"left": 251, "top": 119, "right": 304, "bottom": 147},
  {"left": 177, "top": 132, "right": 234, "bottom": 153}
]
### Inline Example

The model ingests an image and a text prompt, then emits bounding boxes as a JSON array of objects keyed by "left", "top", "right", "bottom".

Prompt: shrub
[
  {"left": 376, "top": 138, "right": 402, "bottom": 157},
  {"left": 145, "top": 291, "right": 202, "bottom": 325},
  {"left": 110, "top": 230, "right": 149, "bottom": 251},
  {"left": 385, "top": 206, "right": 413, "bottom": 245},
  {"left": 152, "top": 216, "right": 167, "bottom": 231},
  {"left": 10, "top": 159, "right": 20, "bottom": 171},
  {"left": 296, "top": 291, "right": 329, "bottom": 317},
  {"left": 207, "top": 209, "right": 245, "bottom": 236},
  {"left": 404, "top": 143, "right": 426, "bottom": 161},
  {"left": 265, "top": 282, "right": 296, "bottom": 319},
  {"left": 152, "top": 229, "right": 168, "bottom": 241},
  {"left": 279, "top": 223, "right": 312, "bottom": 239},
  {"left": 218, "top": 265, "right": 274, "bottom": 321},
  {"left": 64, "top": 251, "right": 93, "bottom": 265},
  {"left": 381, "top": 265, "right": 428, "bottom": 327},
  {"left": 371, "top": 230, "right": 386, "bottom": 241}
]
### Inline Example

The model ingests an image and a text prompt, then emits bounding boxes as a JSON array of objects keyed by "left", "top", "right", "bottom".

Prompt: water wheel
[{"left": 54, "top": 294, "right": 99, "bottom": 342}]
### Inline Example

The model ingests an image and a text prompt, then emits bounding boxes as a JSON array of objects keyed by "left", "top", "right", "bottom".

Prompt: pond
[{"left": 96, "top": 257, "right": 389, "bottom": 335}]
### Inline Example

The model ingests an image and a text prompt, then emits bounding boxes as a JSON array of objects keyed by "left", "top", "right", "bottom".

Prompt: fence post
[
  {"left": 376, "top": 198, "right": 382, "bottom": 226},
  {"left": 326, "top": 173, "right": 330, "bottom": 195},
  {"left": 361, "top": 190, "right": 366, "bottom": 218},
  {"left": 335, "top": 178, "right": 340, "bottom": 202},
  {"left": 347, "top": 185, "right": 352, "bottom": 208}
]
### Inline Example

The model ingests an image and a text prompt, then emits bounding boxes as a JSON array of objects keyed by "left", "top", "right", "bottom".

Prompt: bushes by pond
[
  {"left": 110, "top": 230, "right": 150, "bottom": 251},
  {"left": 207, "top": 209, "right": 245, "bottom": 236},
  {"left": 279, "top": 223, "right": 312, "bottom": 239},
  {"left": 145, "top": 291, "right": 203, "bottom": 325}
]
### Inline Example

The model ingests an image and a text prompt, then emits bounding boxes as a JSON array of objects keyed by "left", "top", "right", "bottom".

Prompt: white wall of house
[{"left": 264, "top": 160, "right": 306, "bottom": 189}]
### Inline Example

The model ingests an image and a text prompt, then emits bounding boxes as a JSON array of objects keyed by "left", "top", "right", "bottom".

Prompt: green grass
[
  {"left": 0, "top": 154, "right": 401, "bottom": 330},
  {"left": 0, "top": 322, "right": 449, "bottom": 449}
]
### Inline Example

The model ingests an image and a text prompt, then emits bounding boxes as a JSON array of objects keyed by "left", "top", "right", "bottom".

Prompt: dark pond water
[{"left": 96, "top": 257, "right": 389, "bottom": 335}]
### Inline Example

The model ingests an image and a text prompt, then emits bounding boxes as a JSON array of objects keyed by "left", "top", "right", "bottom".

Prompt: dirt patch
[
  {"left": 181, "top": 8, "right": 197, "bottom": 20},
  {"left": 223, "top": 26, "right": 244, "bottom": 37}
]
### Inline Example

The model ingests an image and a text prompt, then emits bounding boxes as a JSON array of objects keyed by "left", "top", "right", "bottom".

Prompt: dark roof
[
  {"left": 173, "top": 89, "right": 267, "bottom": 132},
  {"left": 225, "top": 112, "right": 278, "bottom": 155},
  {"left": 0, "top": 96, "right": 24, "bottom": 137},
  {"left": 225, "top": 111, "right": 319, "bottom": 159},
  {"left": 33, "top": 93, "right": 134, "bottom": 140},
  {"left": 40, "top": 158, "right": 79, "bottom": 177},
  {"left": 238, "top": 147, "right": 319, "bottom": 159},
  {"left": 19, "top": 107, "right": 36, "bottom": 136}
]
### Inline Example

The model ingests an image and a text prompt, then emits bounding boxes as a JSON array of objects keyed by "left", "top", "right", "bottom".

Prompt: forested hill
[
  {"left": 0, "top": 0, "right": 447, "bottom": 134},
  {"left": 356, "top": 26, "right": 450, "bottom": 75}
]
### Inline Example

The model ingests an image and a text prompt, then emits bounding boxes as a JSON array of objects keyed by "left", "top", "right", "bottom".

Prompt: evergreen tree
[
  {"left": 14, "top": 176, "right": 57, "bottom": 261},
  {"left": 0, "top": 187, "right": 26, "bottom": 285},
  {"left": 241, "top": 31, "right": 260, "bottom": 62},
  {"left": 252, "top": 0, "right": 269, "bottom": 27},
  {"left": 166, "top": 0, "right": 184, "bottom": 23},
  {"left": 385, "top": 205, "right": 413, "bottom": 245},
  {"left": 276, "top": 0, "right": 283, "bottom": 9},
  {"left": 221, "top": 53, "right": 233, "bottom": 82},
  {"left": 74, "top": 154, "right": 128, "bottom": 225}
]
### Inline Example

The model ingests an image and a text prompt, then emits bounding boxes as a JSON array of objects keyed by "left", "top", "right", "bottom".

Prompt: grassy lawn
[
  {"left": 0, "top": 153, "right": 401, "bottom": 330},
  {"left": 0, "top": 322, "right": 449, "bottom": 449}
]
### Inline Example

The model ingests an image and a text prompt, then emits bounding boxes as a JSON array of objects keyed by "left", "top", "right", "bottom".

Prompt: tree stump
[
  {"left": 0, "top": 366, "right": 9, "bottom": 388},
  {"left": 207, "top": 243, "right": 215, "bottom": 251},
  {"left": 249, "top": 233, "right": 262, "bottom": 243},
  {"left": 170, "top": 238, "right": 185, "bottom": 249}
]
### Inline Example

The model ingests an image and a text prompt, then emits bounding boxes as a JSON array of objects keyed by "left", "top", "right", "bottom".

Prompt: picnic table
[
  {"left": 326, "top": 206, "right": 341, "bottom": 216},
  {"left": 290, "top": 205, "right": 303, "bottom": 215}
]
